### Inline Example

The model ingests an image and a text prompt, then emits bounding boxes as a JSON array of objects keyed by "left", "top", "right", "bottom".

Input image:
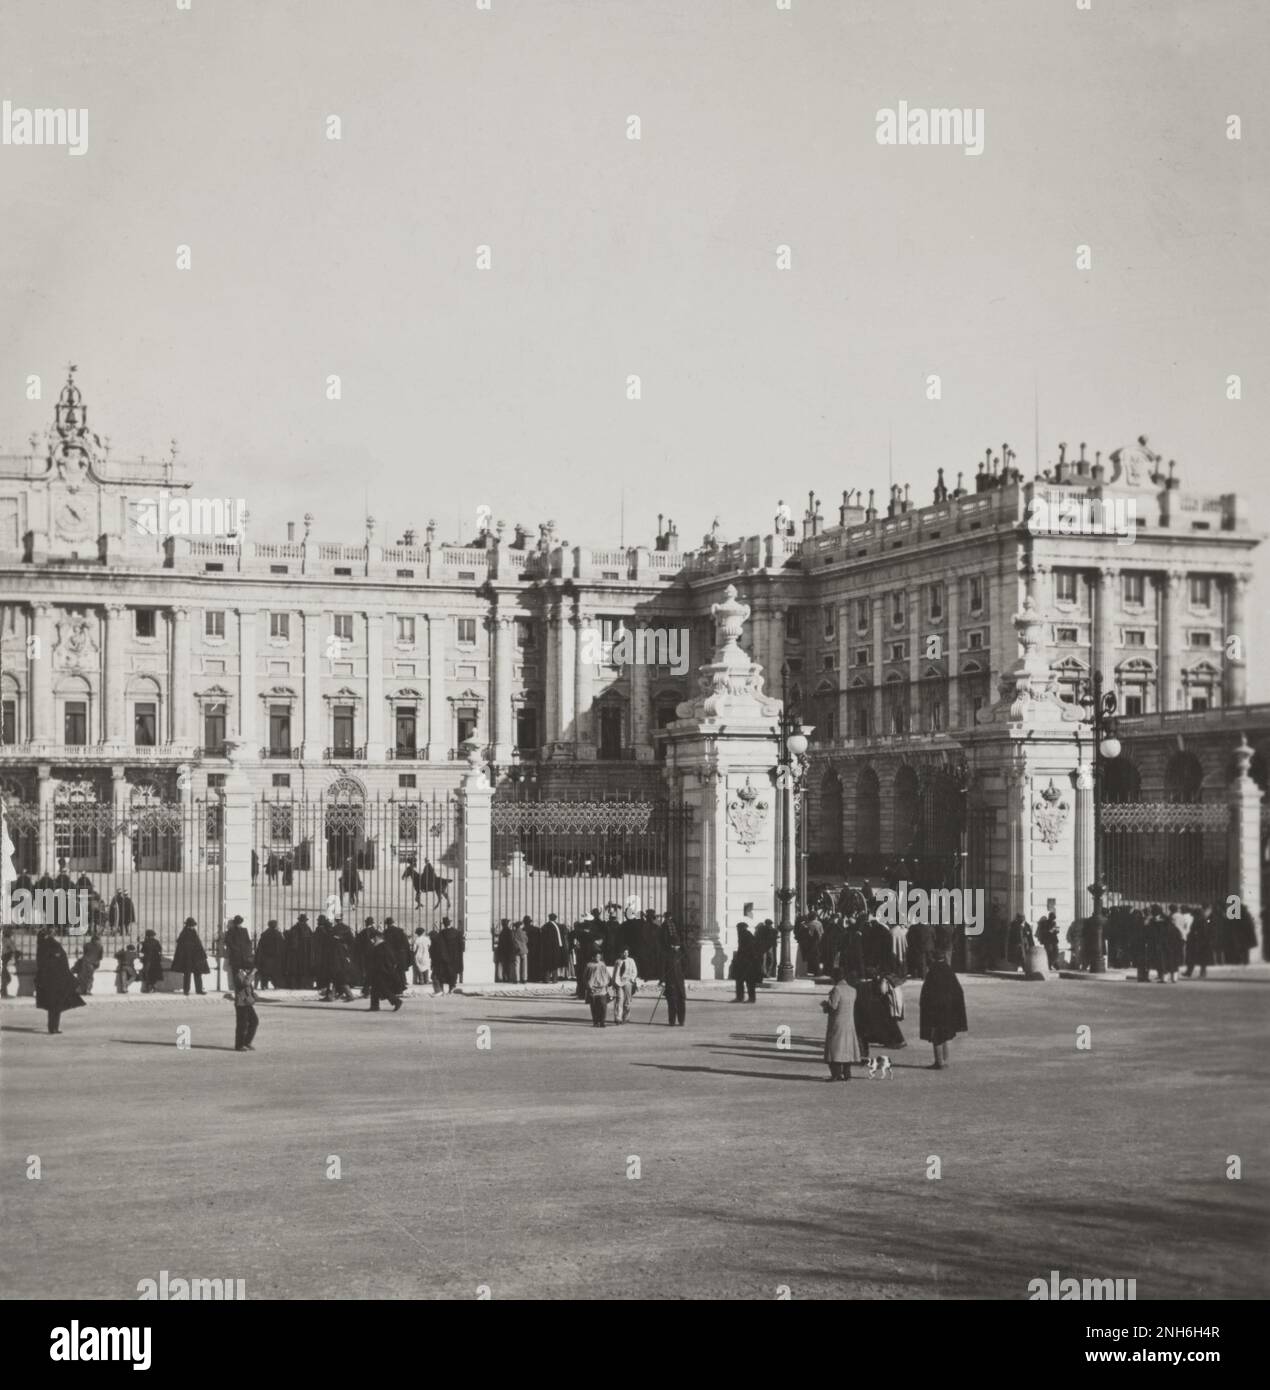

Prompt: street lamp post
[
  {"left": 776, "top": 663, "right": 812, "bottom": 983},
  {"left": 1080, "top": 669, "right": 1121, "bottom": 974}
]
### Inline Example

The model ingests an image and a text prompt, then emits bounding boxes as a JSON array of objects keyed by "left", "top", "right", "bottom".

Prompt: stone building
[{"left": 0, "top": 373, "right": 1263, "bottom": 892}]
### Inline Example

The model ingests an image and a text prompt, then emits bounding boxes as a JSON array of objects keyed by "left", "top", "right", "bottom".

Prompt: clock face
[{"left": 56, "top": 497, "right": 93, "bottom": 540}]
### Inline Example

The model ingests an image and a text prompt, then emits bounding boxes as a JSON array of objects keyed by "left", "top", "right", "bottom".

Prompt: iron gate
[
  {"left": 1, "top": 794, "right": 223, "bottom": 956},
  {"left": 1101, "top": 801, "right": 1231, "bottom": 907},
  {"left": 252, "top": 790, "right": 461, "bottom": 929},
  {"left": 490, "top": 794, "right": 691, "bottom": 928}
]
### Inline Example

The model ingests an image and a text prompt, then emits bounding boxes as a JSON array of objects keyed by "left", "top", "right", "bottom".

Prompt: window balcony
[{"left": 0, "top": 741, "right": 198, "bottom": 762}]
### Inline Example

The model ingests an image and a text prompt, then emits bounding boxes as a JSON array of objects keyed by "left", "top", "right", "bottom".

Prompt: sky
[{"left": 1, "top": 0, "right": 1267, "bottom": 676}]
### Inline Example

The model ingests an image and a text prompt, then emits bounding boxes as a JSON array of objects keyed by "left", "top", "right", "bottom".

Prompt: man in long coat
[
  {"left": 539, "top": 914, "right": 565, "bottom": 983},
  {"left": 140, "top": 929, "right": 165, "bottom": 993},
  {"left": 383, "top": 916, "right": 412, "bottom": 992},
  {"left": 919, "top": 952, "right": 968, "bottom": 1070},
  {"left": 35, "top": 928, "right": 85, "bottom": 1034},
  {"left": 255, "top": 919, "right": 286, "bottom": 989},
  {"left": 441, "top": 918, "right": 464, "bottom": 986},
  {"left": 329, "top": 917, "right": 356, "bottom": 1001},
  {"left": 312, "top": 915, "right": 335, "bottom": 995},
  {"left": 509, "top": 919, "right": 529, "bottom": 982},
  {"left": 339, "top": 856, "right": 362, "bottom": 909},
  {"left": 172, "top": 918, "right": 209, "bottom": 996},
  {"left": 659, "top": 938, "right": 687, "bottom": 1026},
  {"left": 732, "top": 923, "right": 763, "bottom": 1003},
  {"left": 353, "top": 917, "right": 376, "bottom": 994},
  {"left": 822, "top": 969, "right": 862, "bottom": 1081},
  {"left": 367, "top": 930, "right": 404, "bottom": 1011},
  {"left": 525, "top": 917, "right": 542, "bottom": 982},
  {"left": 224, "top": 915, "right": 254, "bottom": 984},
  {"left": 285, "top": 914, "right": 314, "bottom": 988}
]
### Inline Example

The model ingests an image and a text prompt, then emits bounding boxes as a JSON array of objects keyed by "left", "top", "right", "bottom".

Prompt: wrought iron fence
[
  {"left": 251, "top": 789, "right": 462, "bottom": 931},
  {"left": 490, "top": 793, "right": 691, "bottom": 931},
  {"left": 1, "top": 795, "right": 223, "bottom": 957},
  {"left": 1101, "top": 800, "right": 1231, "bottom": 908}
]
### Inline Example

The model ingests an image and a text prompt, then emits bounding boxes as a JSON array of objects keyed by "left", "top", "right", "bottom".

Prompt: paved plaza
[{"left": 2, "top": 972, "right": 1266, "bottom": 1301}]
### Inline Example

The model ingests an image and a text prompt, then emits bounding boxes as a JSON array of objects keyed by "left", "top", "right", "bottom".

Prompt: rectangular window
[
  {"left": 270, "top": 564, "right": 288, "bottom": 575},
  {"left": 928, "top": 584, "right": 943, "bottom": 621},
  {"left": 1190, "top": 631, "right": 1212, "bottom": 648},
  {"left": 853, "top": 705, "right": 869, "bottom": 738},
  {"left": 822, "top": 707, "right": 837, "bottom": 740},
  {"left": 395, "top": 707, "right": 417, "bottom": 757},
  {"left": 968, "top": 631, "right": 984, "bottom": 650},
  {"left": 1191, "top": 694, "right": 1209, "bottom": 712},
  {"left": 1123, "top": 693, "right": 1143, "bottom": 716},
  {"left": 64, "top": 701, "right": 87, "bottom": 746},
  {"left": 1054, "top": 571, "right": 1077, "bottom": 604},
  {"left": 890, "top": 642, "right": 906, "bottom": 662},
  {"left": 135, "top": 609, "right": 156, "bottom": 639},
  {"left": 270, "top": 612, "right": 290, "bottom": 640},
  {"left": 785, "top": 608, "right": 801, "bottom": 641},
  {"left": 271, "top": 773, "right": 291, "bottom": 789},
  {"left": 1189, "top": 576, "right": 1212, "bottom": 608},
  {"left": 396, "top": 615, "right": 416, "bottom": 644},
  {"left": 891, "top": 592, "right": 904, "bottom": 625},
  {"left": 516, "top": 618, "right": 534, "bottom": 648},
  {"left": 599, "top": 615, "right": 624, "bottom": 645},
  {"left": 203, "top": 702, "right": 226, "bottom": 754},
  {"left": 1124, "top": 630, "right": 1146, "bottom": 647},
  {"left": 1123, "top": 573, "right": 1145, "bottom": 606},
  {"left": 969, "top": 576, "right": 984, "bottom": 612},
  {"left": 333, "top": 614, "right": 353, "bottom": 642},
  {"left": 856, "top": 599, "right": 869, "bottom": 632},
  {"left": 2, "top": 699, "right": 15, "bottom": 744},
  {"left": 205, "top": 610, "right": 225, "bottom": 639},
  {"left": 856, "top": 648, "right": 869, "bottom": 667},
  {"left": 1057, "top": 627, "right": 1078, "bottom": 644},
  {"left": 333, "top": 704, "right": 355, "bottom": 756},
  {"left": 456, "top": 706, "right": 478, "bottom": 746},
  {"left": 134, "top": 702, "right": 157, "bottom": 747},
  {"left": 269, "top": 804, "right": 293, "bottom": 843},
  {"left": 823, "top": 606, "right": 835, "bottom": 639},
  {"left": 398, "top": 774, "right": 417, "bottom": 792},
  {"left": 822, "top": 654, "right": 835, "bottom": 671},
  {"left": 456, "top": 617, "right": 477, "bottom": 645},
  {"left": 269, "top": 705, "right": 291, "bottom": 755}
]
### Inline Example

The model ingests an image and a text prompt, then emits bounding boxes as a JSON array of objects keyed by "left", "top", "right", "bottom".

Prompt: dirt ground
[{"left": 1, "top": 973, "right": 1266, "bottom": 1300}]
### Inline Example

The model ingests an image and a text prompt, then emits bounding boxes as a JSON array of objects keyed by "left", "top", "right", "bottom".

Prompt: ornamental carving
[
  {"left": 727, "top": 777, "right": 770, "bottom": 850},
  {"left": 54, "top": 613, "right": 99, "bottom": 670},
  {"left": 1032, "top": 779, "right": 1070, "bottom": 847}
]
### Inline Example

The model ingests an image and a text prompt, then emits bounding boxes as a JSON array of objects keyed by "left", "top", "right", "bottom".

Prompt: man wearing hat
[
  {"left": 172, "top": 917, "right": 209, "bottom": 996},
  {"left": 382, "top": 914, "right": 412, "bottom": 993},
  {"left": 367, "top": 927, "right": 404, "bottom": 1012},
  {"left": 224, "top": 914, "right": 254, "bottom": 984},
  {"left": 330, "top": 916, "right": 356, "bottom": 1002},
  {"left": 354, "top": 915, "right": 376, "bottom": 995},
  {"left": 255, "top": 918, "right": 286, "bottom": 990}
]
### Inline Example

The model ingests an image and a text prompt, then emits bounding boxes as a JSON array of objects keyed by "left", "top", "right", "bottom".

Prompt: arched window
[{"left": 855, "top": 767, "right": 881, "bottom": 857}]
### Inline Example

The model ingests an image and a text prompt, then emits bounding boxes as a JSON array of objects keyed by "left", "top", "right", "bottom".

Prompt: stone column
[
  {"left": 111, "top": 764, "right": 129, "bottom": 874},
  {"left": 946, "top": 575, "right": 961, "bottom": 729},
  {"left": 908, "top": 589, "right": 922, "bottom": 728},
  {"left": 630, "top": 621, "right": 652, "bottom": 761},
  {"left": 836, "top": 603, "right": 850, "bottom": 740},
  {"left": 557, "top": 606, "right": 576, "bottom": 750},
  {"left": 1158, "top": 570, "right": 1184, "bottom": 712},
  {"left": 171, "top": 606, "right": 191, "bottom": 745},
  {"left": 1094, "top": 568, "right": 1118, "bottom": 686},
  {"left": 30, "top": 604, "right": 54, "bottom": 745},
  {"left": 1229, "top": 737, "right": 1263, "bottom": 953},
  {"left": 303, "top": 610, "right": 323, "bottom": 759},
  {"left": 767, "top": 606, "right": 786, "bottom": 689},
  {"left": 543, "top": 602, "right": 559, "bottom": 748},
  {"left": 572, "top": 603, "right": 595, "bottom": 759},
  {"left": 104, "top": 603, "right": 127, "bottom": 747},
  {"left": 236, "top": 608, "right": 257, "bottom": 749},
  {"left": 1225, "top": 575, "right": 1249, "bottom": 706},
  {"left": 365, "top": 612, "right": 386, "bottom": 760},
  {"left": 457, "top": 746, "right": 495, "bottom": 982},
  {"left": 1072, "top": 756, "right": 1094, "bottom": 965},
  {"left": 871, "top": 595, "right": 884, "bottom": 735},
  {"left": 491, "top": 611, "right": 514, "bottom": 764},
  {"left": 427, "top": 614, "right": 448, "bottom": 760},
  {"left": 178, "top": 763, "right": 197, "bottom": 871}
]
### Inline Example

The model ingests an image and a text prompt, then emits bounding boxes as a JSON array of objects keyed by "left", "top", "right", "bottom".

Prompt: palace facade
[{"left": 0, "top": 373, "right": 1263, "bottom": 872}]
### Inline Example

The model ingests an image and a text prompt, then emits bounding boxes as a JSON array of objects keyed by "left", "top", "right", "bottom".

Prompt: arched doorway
[
  {"left": 325, "top": 775, "right": 368, "bottom": 870},
  {"left": 854, "top": 766, "right": 881, "bottom": 864},
  {"left": 893, "top": 765, "right": 920, "bottom": 861},
  {"left": 1165, "top": 752, "right": 1204, "bottom": 803},
  {"left": 1103, "top": 757, "right": 1141, "bottom": 803},
  {"left": 813, "top": 767, "right": 844, "bottom": 873}
]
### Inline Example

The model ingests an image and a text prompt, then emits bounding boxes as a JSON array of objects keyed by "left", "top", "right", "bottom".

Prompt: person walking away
[
  {"left": 35, "top": 927, "right": 85, "bottom": 1034},
  {"left": 172, "top": 917, "right": 209, "bottom": 996},
  {"left": 919, "top": 951, "right": 968, "bottom": 1070},
  {"left": 233, "top": 967, "right": 259, "bottom": 1051},
  {"left": 254, "top": 919, "right": 285, "bottom": 989},
  {"left": 367, "top": 930, "right": 404, "bottom": 1012},
  {"left": 540, "top": 914, "right": 565, "bottom": 983},
  {"left": 822, "top": 968, "right": 862, "bottom": 1082},
  {"left": 611, "top": 948, "right": 638, "bottom": 1024},
  {"left": 1185, "top": 905, "right": 1212, "bottom": 979},
  {"left": 583, "top": 946, "right": 611, "bottom": 1027},
  {"left": 140, "top": 929, "right": 165, "bottom": 993},
  {"left": 660, "top": 939, "right": 687, "bottom": 1026},
  {"left": 72, "top": 931, "right": 104, "bottom": 994},
  {"left": 412, "top": 927, "right": 431, "bottom": 986},
  {"left": 732, "top": 923, "right": 762, "bottom": 1003}
]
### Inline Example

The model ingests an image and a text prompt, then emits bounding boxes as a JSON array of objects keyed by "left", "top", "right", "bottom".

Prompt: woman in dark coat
[
  {"left": 172, "top": 918, "right": 209, "bottom": 996},
  {"left": 254, "top": 919, "right": 286, "bottom": 989},
  {"left": 140, "top": 929, "right": 165, "bottom": 992},
  {"left": 440, "top": 919, "right": 464, "bottom": 988},
  {"left": 285, "top": 914, "right": 314, "bottom": 988},
  {"left": 430, "top": 924, "right": 456, "bottom": 994},
  {"left": 1185, "top": 905, "right": 1213, "bottom": 979},
  {"left": 854, "top": 973, "right": 907, "bottom": 1057},
  {"left": 35, "top": 928, "right": 85, "bottom": 1034},
  {"left": 822, "top": 969, "right": 863, "bottom": 1082},
  {"left": 918, "top": 953, "right": 968, "bottom": 1070}
]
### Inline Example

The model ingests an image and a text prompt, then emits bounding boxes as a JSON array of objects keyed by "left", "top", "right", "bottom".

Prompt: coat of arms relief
[{"left": 727, "top": 778, "right": 770, "bottom": 850}]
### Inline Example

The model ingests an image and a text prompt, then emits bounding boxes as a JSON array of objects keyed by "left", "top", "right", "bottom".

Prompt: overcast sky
[{"left": 2, "top": 0, "right": 1266, "bottom": 679}]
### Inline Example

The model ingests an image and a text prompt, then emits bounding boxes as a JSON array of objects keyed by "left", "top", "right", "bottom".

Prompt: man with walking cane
[{"left": 656, "top": 939, "right": 687, "bottom": 1027}]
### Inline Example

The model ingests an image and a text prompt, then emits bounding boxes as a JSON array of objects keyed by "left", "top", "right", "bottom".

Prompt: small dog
[{"left": 877, "top": 1055, "right": 893, "bottom": 1079}]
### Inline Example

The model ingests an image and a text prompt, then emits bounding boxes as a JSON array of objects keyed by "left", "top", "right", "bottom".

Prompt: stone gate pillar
[
  {"left": 662, "top": 585, "right": 782, "bottom": 980},
  {"left": 1229, "top": 736, "right": 1263, "bottom": 956},
  {"left": 962, "top": 598, "right": 1091, "bottom": 970},
  {"left": 457, "top": 742, "right": 495, "bottom": 983},
  {"left": 217, "top": 741, "right": 256, "bottom": 987}
]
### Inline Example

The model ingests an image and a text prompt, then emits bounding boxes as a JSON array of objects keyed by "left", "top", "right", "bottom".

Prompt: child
[{"left": 233, "top": 968, "right": 259, "bottom": 1052}]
